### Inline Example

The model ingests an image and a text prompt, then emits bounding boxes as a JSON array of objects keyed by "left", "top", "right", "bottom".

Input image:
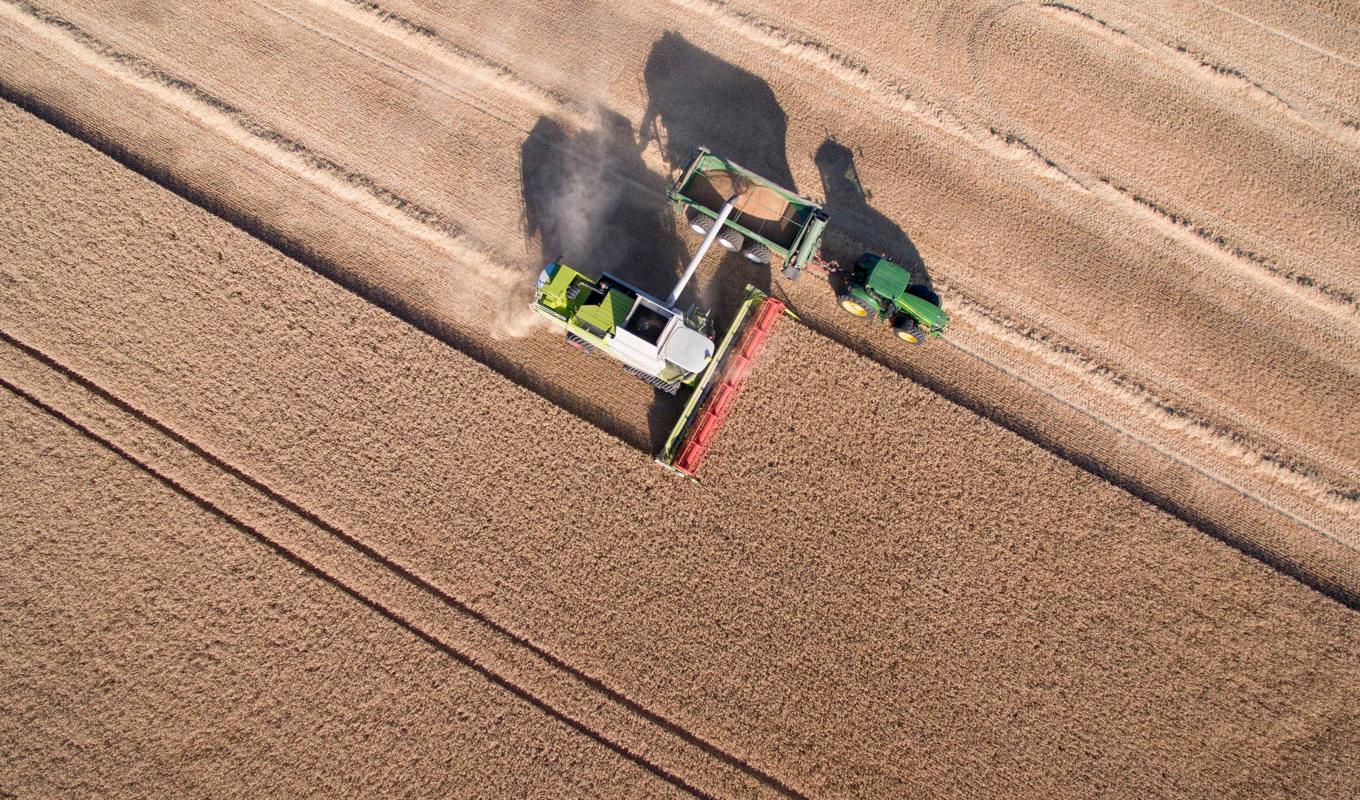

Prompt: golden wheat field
[{"left": 2, "top": 0, "right": 1358, "bottom": 796}]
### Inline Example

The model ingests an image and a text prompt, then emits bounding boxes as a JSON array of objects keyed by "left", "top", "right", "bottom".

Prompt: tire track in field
[
  {"left": 0, "top": 382, "right": 705, "bottom": 800},
  {"left": 293, "top": 0, "right": 592, "bottom": 126},
  {"left": 0, "top": 0, "right": 541, "bottom": 339},
  {"left": 1041, "top": 3, "right": 1293, "bottom": 111},
  {"left": 1098, "top": 0, "right": 1360, "bottom": 134},
  {"left": 1197, "top": 0, "right": 1360, "bottom": 70},
  {"left": 1093, "top": 178, "right": 1360, "bottom": 322},
  {"left": 254, "top": 0, "right": 667, "bottom": 190},
  {"left": 664, "top": 0, "right": 1088, "bottom": 191},
  {"left": 1038, "top": 1, "right": 1360, "bottom": 151},
  {"left": 965, "top": 3, "right": 1360, "bottom": 328},
  {"left": 0, "top": 330, "right": 805, "bottom": 800},
  {"left": 238, "top": 0, "right": 1360, "bottom": 522},
  {"left": 940, "top": 292, "right": 1360, "bottom": 517}
]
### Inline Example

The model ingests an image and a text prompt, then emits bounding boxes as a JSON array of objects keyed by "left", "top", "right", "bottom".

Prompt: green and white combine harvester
[{"left": 530, "top": 147, "right": 949, "bottom": 476}]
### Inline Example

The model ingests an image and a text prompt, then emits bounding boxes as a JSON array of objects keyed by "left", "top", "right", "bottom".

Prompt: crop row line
[{"left": 0, "top": 329, "right": 804, "bottom": 800}]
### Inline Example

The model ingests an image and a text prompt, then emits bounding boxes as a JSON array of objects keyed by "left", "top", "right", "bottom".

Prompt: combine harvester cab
[
  {"left": 532, "top": 263, "right": 715, "bottom": 394},
  {"left": 835, "top": 253, "right": 949, "bottom": 345},
  {"left": 669, "top": 147, "right": 828, "bottom": 281}
]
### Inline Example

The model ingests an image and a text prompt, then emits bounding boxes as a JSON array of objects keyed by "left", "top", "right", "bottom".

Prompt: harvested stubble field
[{"left": 2, "top": 0, "right": 1359, "bottom": 796}]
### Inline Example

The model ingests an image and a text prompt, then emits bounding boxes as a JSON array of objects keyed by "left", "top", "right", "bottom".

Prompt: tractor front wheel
[
  {"left": 685, "top": 207, "right": 712, "bottom": 236},
  {"left": 838, "top": 294, "right": 873, "bottom": 318},
  {"left": 893, "top": 317, "right": 924, "bottom": 345}
]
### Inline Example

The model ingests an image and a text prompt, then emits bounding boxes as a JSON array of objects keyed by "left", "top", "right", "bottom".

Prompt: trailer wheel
[
  {"left": 716, "top": 228, "right": 745, "bottom": 251},
  {"left": 893, "top": 317, "right": 924, "bottom": 345},
  {"left": 685, "top": 207, "right": 712, "bottom": 236},
  {"left": 782, "top": 264, "right": 803, "bottom": 281},
  {"left": 742, "top": 242, "right": 772, "bottom": 264},
  {"left": 838, "top": 294, "right": 873, "bottom": 318}
]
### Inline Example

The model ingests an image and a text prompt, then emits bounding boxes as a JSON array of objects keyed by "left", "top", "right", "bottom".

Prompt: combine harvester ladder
[{"left": 659, "top": 287, "right": 788, "bottom": 479}]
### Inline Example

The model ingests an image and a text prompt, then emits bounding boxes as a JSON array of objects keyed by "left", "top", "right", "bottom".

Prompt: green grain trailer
[{"left": 668, "top": 147, "right": 829, "bottom": 281}]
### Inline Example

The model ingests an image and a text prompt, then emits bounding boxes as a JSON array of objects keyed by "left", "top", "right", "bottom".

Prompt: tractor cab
[{"left": 836, "top": 253, "right": 948, "bottom": 344}]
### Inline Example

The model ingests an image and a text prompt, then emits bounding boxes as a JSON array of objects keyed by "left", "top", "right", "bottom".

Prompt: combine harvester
[{"left": 531, "top": 147, "right": 948, "bottom": 477}]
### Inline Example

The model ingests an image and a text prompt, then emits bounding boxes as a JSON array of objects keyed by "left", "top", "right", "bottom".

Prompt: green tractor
[{"left": 835, "top": 253, "right": 948, "bottom": 345}]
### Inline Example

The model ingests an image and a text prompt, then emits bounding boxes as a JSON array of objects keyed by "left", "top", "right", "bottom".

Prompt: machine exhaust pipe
[{"left": 665, "top": 196, "right": 738, "bottom": 309}]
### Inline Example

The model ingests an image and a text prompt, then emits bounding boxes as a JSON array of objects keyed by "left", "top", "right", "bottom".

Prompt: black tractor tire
[
  {"left": 716, "top": 228, "right": 745, "bottom": 251},
  {"left": 742, "top": 241, "right": 772, "bottom": 264},
  {"left": 685, "top": 207, "right": 712, "bottom": 236},
  {"left": 893, "top": 316, "right": 925, "bottom": 345}
]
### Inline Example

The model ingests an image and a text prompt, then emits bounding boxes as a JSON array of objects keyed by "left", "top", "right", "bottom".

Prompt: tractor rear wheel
[
  {"left": 838, "top": 293, "right": 874, "bottom": 318},
  {"left": 742, "top": 242, "right": 772, "bottom": 264},
  {"left": 893, "top": 317, "right": 924, "bottom": 345},
  {"left": 685, "top": 207, "right": 712, "bottom": 236}
]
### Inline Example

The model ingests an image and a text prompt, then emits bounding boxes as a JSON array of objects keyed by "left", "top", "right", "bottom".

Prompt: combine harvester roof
[{"left": 658, "top": 286, "right": 788, "bottom": 479}]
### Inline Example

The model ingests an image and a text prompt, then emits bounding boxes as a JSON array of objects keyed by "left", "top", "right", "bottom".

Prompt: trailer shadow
[
  {"left": 641, "top": 31, "right": 797, "bottom": 193},
  {"left": 813, "top": 138, "right": 939, "bottom": 303},
  {"left": 640, "top": 31, "right": 793, "bottom": 326}
]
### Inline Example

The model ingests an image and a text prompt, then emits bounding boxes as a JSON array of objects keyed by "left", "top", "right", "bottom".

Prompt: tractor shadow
[{"left": 813, "top": 138, "right": 939, "bottom": 304}]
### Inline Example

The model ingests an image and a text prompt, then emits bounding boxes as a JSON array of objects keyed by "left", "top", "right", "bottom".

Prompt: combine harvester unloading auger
[{"left": 531, "top": 146, "right": 948, "bottom": 478}]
